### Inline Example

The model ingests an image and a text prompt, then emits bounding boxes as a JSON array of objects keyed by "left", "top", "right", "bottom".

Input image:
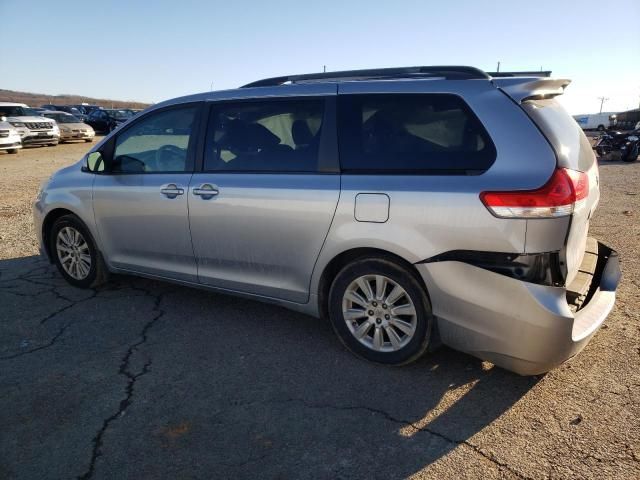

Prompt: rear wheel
[
  {"left": 85, "top": 139, "right": 93, "bottom": 143},
  {"left": 328, "top": 257, "right": 432, "bottom": 365},
  {"left": 623, "top": 144, "right": 639, "bottom": 162},
  {"left": 597, "top": 125, "right": 605, "bottom": 131},
  {"left": 50, "top": 214, "right": 108, "bottom": 288},
  {"left": 7, "top": 149, "right": 18, "bottom": 154}
]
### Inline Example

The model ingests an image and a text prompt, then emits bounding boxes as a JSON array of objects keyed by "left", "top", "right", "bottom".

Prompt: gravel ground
[{"left": 0, "top": 143, "right": 638, "bottom": 479}]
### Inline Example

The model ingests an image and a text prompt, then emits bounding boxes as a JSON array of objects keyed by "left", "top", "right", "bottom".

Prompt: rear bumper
[{"left": 417, "top": 239, "right": 620, "bottom": 375}]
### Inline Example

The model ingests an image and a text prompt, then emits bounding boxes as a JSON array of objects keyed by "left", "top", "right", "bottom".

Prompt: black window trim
[
  {"left": 95, "top": 101, "right": 206, "bottom": 175},
  {"left": 199, "top": 95, "right": 339, "bottom": 175},
  {"left": 336, "top": 92, "right": 497, "bottom": 176}
]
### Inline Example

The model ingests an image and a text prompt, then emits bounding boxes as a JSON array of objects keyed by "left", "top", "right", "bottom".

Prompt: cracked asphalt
[{"left": 1, "top": 142, "right": 639, "bottom": 479}]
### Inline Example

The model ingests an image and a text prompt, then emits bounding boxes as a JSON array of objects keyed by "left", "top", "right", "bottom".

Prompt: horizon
[{"left": 1, "top": 0, "right": 638, "bottom": 115}]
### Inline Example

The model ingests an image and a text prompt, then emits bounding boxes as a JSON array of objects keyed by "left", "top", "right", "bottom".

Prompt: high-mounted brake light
[{"left": 480, "top": 168, "right": 589, "bottom": 218}]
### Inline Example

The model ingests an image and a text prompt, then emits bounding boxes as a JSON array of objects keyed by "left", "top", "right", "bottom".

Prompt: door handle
[
  {"left": 160, "top": 184, "right": 184, "bottom": 199},
  {"left": 192, "top": 183, "right": 219, "bottom": 199}
]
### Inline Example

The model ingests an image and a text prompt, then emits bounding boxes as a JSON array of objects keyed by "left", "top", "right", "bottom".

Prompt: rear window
[
  {"left": 337, "top": 94, "right": 496, "bottom": 174},
  {"left": 522, "top": 99, "right": 595, "bottom": 171}
]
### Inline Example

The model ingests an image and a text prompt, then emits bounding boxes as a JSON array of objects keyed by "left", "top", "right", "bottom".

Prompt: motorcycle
[{"left": 594, "top": 129, "right": 639, "bottom": 162}]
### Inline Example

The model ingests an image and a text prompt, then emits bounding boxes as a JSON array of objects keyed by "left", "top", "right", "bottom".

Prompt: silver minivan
[{"left": 34, "top": 66, "right": 621, "bottom": 375}]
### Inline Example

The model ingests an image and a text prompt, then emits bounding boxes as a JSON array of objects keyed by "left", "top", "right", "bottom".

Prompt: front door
[
  {"left": 92, "top": 103, "right": 202, "bottom": 282},
  {"left": 188, "top": 93, "right": 340, "bottom": 303}
]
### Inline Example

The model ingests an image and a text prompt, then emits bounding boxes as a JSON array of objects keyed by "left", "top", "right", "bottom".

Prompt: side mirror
[{"left": 84, "top": 151, "right": 105, "bottom": 173}]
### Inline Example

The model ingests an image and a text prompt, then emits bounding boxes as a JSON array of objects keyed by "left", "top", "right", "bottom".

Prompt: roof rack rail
[
  {"left": 488, "top": 71, "right": 552, "bottom": 78},
  {"left": 241, "top": 66, "right": 490, "bottom": 88}
]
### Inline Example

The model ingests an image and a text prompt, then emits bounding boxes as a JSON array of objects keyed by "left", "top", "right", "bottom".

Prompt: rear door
[{"left": 188, "top": 88, "right": 340, "bottom": 303}]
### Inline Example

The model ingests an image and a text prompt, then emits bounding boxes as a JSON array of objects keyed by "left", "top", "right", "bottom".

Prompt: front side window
[
  {"left": 112, "top": 105, "right": 198, "bottom": 173},
  {"left": 205, "top": 99, "right": 324, "bottom": 172},
  {"left": 337, "top": 94, "right": 496, "bottom": 174}
]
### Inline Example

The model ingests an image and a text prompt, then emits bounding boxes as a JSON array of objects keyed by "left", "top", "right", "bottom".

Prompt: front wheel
[
  {"left": 328, "top": 257, "right": 432, "bottom": 365},
  {"left": 50, "top": 215, "right": 108, "bottom": 288},
  {"left": 7, "top": 149, "right": 18, "bottom": 154}
]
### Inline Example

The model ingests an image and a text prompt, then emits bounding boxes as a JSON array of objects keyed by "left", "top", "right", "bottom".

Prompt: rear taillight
[{"left": 480, "top": 168, "right": 589, "bottom": 218}]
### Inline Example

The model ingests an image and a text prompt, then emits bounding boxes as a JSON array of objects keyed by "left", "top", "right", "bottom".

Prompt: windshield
[
  {"left": 44, "top": 113, "right": 79, "bottom": 123},
  {"left": 68, "top": 107, "right": 82, "bottom": 116},
  {"left": 0, "top": 106, "right": 28, "bottom": 117}
]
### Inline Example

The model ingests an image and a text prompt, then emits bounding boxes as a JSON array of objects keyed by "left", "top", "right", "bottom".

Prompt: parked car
[
  {"left": 70, "top": 104, "right": 101, "bottom": 116},
  {"left": 33, "top": 66, "right": 620, "bottom": 376},
  {"left": 85, "top": 109, "right": 130, "bottom": 133},
  {"left": 0, "top": 118, "right": 22, "bottom": 154},
  {"left": 40, "top": 111, "right": 95, "bottom": 143},
  {"left": 41, "top": 105, "right": 88, "bottom": 122},
  {"left": 0, "top": 102, "right": 60, "bottom": 147}
]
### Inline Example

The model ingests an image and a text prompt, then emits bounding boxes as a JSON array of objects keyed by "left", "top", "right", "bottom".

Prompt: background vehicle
[
  {"left": 594, "top": 128, "right": 640, "bottom": 161},
  {"left": 34, "top": 66, "right": 620, "bottom": 376},
  {"left": 0, "top": 118, "right": 22, "bottom": 154},
  {"left": 610, "top": 108, "right": 640, "bottom": 131},
  {"left": 71, "top": 104, "right": 101, "bottom": 117},
  {"left": 573, "top": 112, "right": 614, "bottom": 131},
  {"left": 85, "top": 108, "right": 129, "bottom": 133},
  {"left": 41, "top": 104, "right": 88, "bottom": 121},
  {"left": 0, "top": 102, "right": 60, "bottom": 147},
  {"left": 40, "top": 111, "right": 94, "bottom": 143}
]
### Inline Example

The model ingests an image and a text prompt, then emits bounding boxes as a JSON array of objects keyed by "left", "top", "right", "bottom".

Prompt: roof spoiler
[{"left": 492, "top": 77, "right": 571, "bottom": 103}]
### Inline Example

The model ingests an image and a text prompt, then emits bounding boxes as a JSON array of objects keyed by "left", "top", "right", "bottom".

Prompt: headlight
[
  {"left": 9, "top": 122, "right": 24, "bottom": 127},
  {"left": 628, "top": 136, "right": 639, "bottom": 142},
  {"left": 60, "top": 126, "right": 71, "bottom": 132}
]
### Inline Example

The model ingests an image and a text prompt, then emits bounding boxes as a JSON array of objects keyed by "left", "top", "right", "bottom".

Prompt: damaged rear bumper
[{"left": 416, "top": 238, "right": 621, "bottom": 375}]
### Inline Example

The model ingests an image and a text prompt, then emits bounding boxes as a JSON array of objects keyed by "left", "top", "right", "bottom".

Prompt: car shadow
[{"left": 0, "top": 255, "right": 539, "bottom": 478}]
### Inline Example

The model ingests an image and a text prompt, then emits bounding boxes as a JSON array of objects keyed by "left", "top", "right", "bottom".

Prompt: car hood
[{"left": 8, "top": 116, "right": 56, "bottom": 124}]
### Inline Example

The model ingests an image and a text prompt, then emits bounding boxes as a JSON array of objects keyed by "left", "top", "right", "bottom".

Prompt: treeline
[{"left": 0, "top": 89, "right": 150, "bottom": 109}]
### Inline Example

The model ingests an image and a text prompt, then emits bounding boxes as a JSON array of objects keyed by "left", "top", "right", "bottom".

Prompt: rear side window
[
  {"left": 337, "top": 94, "right": 496, "bottom": 174},
  {"left": 205, "top": 99, "right": 324, "bottom": 172}
]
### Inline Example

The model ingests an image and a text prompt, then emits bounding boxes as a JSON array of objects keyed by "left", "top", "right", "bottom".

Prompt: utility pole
[
  {"left": 496, "top": 61, "right": 500, "bottom": 73},
  {"left": 597, "top": 96, "right": 609, "bottom": 113},
  {"left": 323, "top": 65, "right": 326, "bottom": 73}
]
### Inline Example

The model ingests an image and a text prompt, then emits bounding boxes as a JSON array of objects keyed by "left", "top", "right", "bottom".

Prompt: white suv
[
  {"left": 0, "top": 118, "right": 22, "bottom": 154},
  {"left": 0, "top": 102, "right": 60, "bottom": 147}
]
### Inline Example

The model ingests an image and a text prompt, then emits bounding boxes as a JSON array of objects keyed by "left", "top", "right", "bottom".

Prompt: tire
[
  {"left": 597, "top": 125, "right": 605, "bottom": 132},
  {"left": 328, "top": 257, "right": 432, "bottom": 365},
  {"left": 48, "top": 143, "right": 58, "bottom": 147},
  {"left": 8, "top": 149, "right": 18, "bottom": 154},
  {"left": 623, "top": 144, "right": 639, "bottom": 162},
  {"left": 50, "top": 214, "right": 108, "bottom": 288},
  {"left": 85, "top": 139, "right": 93, "bottom": 143}
]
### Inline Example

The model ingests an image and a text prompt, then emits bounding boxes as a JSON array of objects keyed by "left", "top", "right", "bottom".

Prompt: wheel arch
[
  {"left": 42, "top": 208, "right": 87, "bottom": 262},
  {"left": 316, "top": 247, "right": 430, "bottom": 321}
]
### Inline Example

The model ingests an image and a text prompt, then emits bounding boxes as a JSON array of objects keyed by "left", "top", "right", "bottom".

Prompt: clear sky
[{"left": 1, "top": 0, "right": 638, "bottom": 114}]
